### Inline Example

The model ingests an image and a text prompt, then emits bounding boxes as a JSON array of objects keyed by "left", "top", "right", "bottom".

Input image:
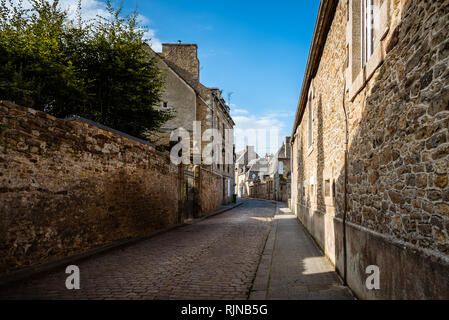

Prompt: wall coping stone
[{"left": 66, "top": 115, "right": 156, "bottom": 149}]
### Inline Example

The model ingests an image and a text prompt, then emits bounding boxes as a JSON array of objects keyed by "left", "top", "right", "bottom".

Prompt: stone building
[
  {"left": 240, "top": 138, "right": 292, "bottom": 202},
  {"left": 271, "top": 137, "right": 292, "bottom": 203},
  {"left": 246, "top": 156, "right": 271, "bottom": 199},
  {"left": 235, "top": 139, "right": 291, "bottom": 202},
  {"left": 0, "top": 100, "right": 232, "bottom": 275},
  {"left": 291, "top": 0, "right": 449, "bottom": 299},
  {"left": 148, "top": 43, "right": 235, "bottom": 204},
  {"left": 235, "top": 146, "right": 258, "bottom": 197}
]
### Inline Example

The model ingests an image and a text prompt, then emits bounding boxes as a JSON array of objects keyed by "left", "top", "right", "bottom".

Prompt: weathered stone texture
[
  {"left": 294, "top": 0, "right": 449, "bottom": 255},
  {"left": 249, "top": 181, "right": 270, "bottom": 200},
  {"left": 162, "top": 44, "right": 200, "bottom": 82},
  {"left": 343, "top": 0, "right": 449, "bottom": 252},
  {"left": 291, "top": 0, "right": 449, "bottom": 299},
  {"left": 198, "top": 167, "right": 223, "bottom": 216},
  {"left": 154, "top": 57, "right": 197, "bottom": 132},
  {"left": 0, "top": 102, "right": 182, "bottom": 275}
]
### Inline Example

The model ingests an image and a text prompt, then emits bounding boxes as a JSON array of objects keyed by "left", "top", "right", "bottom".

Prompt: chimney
[{"left": 162, "top": 43, "right": 200, "bottom": 81}]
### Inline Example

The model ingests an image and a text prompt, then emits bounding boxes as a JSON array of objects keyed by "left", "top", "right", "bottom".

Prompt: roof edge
[{"left": 291, "top": 0, "right": 339, "bottom": 142}]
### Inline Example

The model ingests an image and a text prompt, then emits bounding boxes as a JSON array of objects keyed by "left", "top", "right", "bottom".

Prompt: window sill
[
  {"left": 307, "top": 146, "right": 314, "bottom": 157},
  {"left": 348, "top": 44, "right": 384, "bottom": 102},
  {"left": 366, "top": 44, "right": 384, "bottom": 82}
]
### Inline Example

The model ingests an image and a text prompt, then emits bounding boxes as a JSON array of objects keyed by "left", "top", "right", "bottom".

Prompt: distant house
[
  {"left": 235, "top": 146, "right": 258, "bottom": 197},
  {"left": 147, "top": 43, "right": 235, "bottom": 204},
  {"left": 235, "top": 138, "right": 292, "bottom": 203}
]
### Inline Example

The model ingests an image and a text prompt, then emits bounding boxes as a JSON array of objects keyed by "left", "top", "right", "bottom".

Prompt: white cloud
[
  {"left": 233, "top": 113, "right": 287, "bottom": 155},
  {"left": 231, "top": 108, "right": 249, "bottom": 115},
  {"left": 60, "top": 0, "right": 109, "bottom": 21},
  {"left": 142, "top": 27, "right": 162, "bottom": 52},
  {"left": 7, "top": 0, "right": 163, "bottom": 51}
]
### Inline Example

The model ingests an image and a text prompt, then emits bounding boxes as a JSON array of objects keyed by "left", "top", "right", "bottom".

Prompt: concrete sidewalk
[{"left": 249, "top": 204, "right": 354, "bottom": 300}]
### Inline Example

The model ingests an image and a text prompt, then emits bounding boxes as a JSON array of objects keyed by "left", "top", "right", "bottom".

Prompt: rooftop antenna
[{"left": 227, "top": 92, "right": 234, "bottom": 107}]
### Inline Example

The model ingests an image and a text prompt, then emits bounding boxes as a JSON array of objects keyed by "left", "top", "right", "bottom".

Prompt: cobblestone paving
[{"left": 0, "top": 199, "right": 275, "bottom": 300}]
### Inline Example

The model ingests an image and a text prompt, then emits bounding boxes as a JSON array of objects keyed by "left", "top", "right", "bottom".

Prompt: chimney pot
[{"left": 162, "top": 43, "right": 200, "bottom": 81}]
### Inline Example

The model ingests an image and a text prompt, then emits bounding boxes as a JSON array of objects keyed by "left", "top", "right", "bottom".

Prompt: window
[
  {"left": 279, "top": 162, "right": 284, "bottom": 175},
  {"left": 332, "top": 180, "right": 336, "bottom": 199},
  {"left": 346, "top": 44, "right": 350, "bottom": 69},
  {"left": 308, "top": 93, "right": 314, "bottom": 149},
  {"left": 325, "top": 179, "right": 331, "bottom": 198},
  {"left": 347, "top": 0, "right": 388, "bottom": 100},
  {"left": 361, "top": 0, "right": 375, "bottom": 67},
  {"left": 162, "top": 102, "right": 168, "bottom": 109},
  {"left": 347, "top": 0, "right": 350, "bottom": 21}
]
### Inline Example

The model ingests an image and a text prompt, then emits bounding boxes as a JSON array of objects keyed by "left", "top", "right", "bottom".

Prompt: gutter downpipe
[
  {"left": 342, "top": 79, "right": 349, "bottom": 285},
  {"left": 198, "top": 94, "right": 215, "bottom": 174},
  {"left": 211, "top": 96, "right": 215, "bottom": 174},
  {"left": 290, "top": 139, "right": 294, "bottom": 212}
]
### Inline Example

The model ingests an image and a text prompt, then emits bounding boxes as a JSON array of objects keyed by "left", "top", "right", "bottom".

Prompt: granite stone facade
[
  {"left": 0, "top": 101, "right": 226, "bottom": 276},
  {"left": 150, "top": 44, "right": 235, "bottom": 204},
  {"left": 291, "top": 0, "right": 449, "bottom": 299}
]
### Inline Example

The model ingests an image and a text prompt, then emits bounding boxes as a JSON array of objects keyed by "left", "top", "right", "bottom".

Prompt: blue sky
[
  {"left": 13, "top": 0, "right": 320, "bottom": 154},
  {"left": 134, "top": 0, "right": 320, "bottom": 154}
]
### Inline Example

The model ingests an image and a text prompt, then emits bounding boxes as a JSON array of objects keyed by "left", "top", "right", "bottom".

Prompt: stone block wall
[
  {"left": 162, "top": 44, "right": 200, "bottom": 82},
  {"left": 154, "top": 56, "right": 197, "bottom": 133},
  {"left": 0, "top": 102, "right": 182, "bottom": 275},
  {"left": 198, "top": 167, "right": 223, "bottom": 216},
  {"left": 292, "top": 0, "right": 449, "bottom": 299},
  {"left": 249, "top": 181, "right": 271, "bottom": 200}
]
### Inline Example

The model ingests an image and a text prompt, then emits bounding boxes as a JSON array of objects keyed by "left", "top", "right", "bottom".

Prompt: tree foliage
[{"left": 0, "top": 0, "right": 172, "bottom": 138}]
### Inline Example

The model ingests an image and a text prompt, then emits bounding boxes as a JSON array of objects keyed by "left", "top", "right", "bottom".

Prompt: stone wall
[
  {"left": 198, "top": 167, "right": 223, "bottom": 216},
  {"left": 0, "top": 102, "right": 182, "bottom": 276},
  {"left": 162, "top": 44, "right": 200, "bottom": 82},
  {"left": 292, "top": 0, "right": 449, "bottom": 299},
  {"left": 249, "top": 181, "right": 271, "bottom": 200},
  {"left": 154, "top": 56, "right": 197, "bottom": 134}
]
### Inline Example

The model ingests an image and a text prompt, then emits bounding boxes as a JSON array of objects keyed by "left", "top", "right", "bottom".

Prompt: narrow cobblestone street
[{"left": 0, "top": 199, "right": 275, "bottom": 300}]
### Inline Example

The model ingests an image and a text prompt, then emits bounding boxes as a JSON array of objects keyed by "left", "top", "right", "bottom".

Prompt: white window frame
[
  {"left": 279, "top": 161, "right": 284, "bottom": 175},
  {"left": 361, "top": 0, "right": 375, "bottom": 68},
  {"left": 307, "top": 91, "right": 314, "bottom": 150},
  {"left": 347, "top": 0, "right": 390, "bottom": 101}
]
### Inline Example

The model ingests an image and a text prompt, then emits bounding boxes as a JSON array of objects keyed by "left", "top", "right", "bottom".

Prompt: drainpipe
[
  {"left": 342, "top": 80, "right": 349, "bottom": 285},
  {"left": 197, "top": 94, "right": 215, "bottom": 174},
  {"left": 212, "top": 97, "right": 215, "bottom": 174},
  {"left": 290, "top": 139, "right": 294, "bottom": 211}
]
